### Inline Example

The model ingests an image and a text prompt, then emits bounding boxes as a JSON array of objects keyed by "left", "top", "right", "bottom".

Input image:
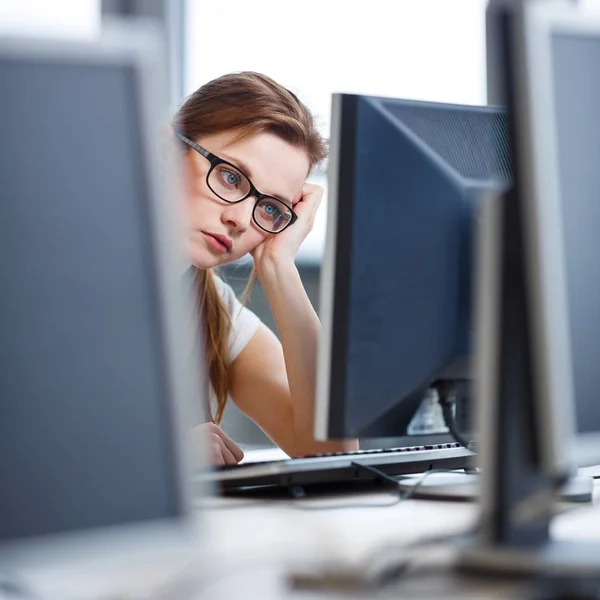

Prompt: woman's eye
[
  {"left": 261, "top": 202, "right": 283, "bottom": 219},
  {"left": 219, "top": 168, "right": 241, "bottom": 187}
]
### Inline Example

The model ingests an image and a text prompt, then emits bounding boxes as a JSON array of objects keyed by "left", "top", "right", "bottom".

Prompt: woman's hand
[
  {"left": 251, "top": 182, "right": 323, "bottom": 278},
  {"left": 192, "top": 422, "right": 244, "bottom": 466}
]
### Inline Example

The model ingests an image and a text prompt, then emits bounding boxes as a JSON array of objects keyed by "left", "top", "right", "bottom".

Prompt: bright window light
[{"left": 0, "top": 0, "right": 100, "bottom": 38}]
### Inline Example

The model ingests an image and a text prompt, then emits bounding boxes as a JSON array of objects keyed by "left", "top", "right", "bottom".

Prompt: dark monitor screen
[
  {"left": 552, "top": 33, "right": 600, "bottom": 437},
  {"left": 0, "top": 58, "right": 180, "bottom": 541},
  {"left": 316, "top": 95, "right": 511, "bottom": 439}
]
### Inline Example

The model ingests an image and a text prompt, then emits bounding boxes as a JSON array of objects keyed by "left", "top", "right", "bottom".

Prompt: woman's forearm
[{"left": 258, "top": 259, "right": 358, "bottom": 453}]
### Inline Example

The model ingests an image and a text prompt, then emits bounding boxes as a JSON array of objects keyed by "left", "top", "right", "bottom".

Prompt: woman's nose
[{"left": 220, "top": 197, "right": 255, "bottom": 231}]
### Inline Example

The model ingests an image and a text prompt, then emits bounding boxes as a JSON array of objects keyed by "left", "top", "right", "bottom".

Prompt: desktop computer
[
  {"left": 202, "top": 98, "right": 512, "bottom": 493},
  {"left": 0, "top": 25, "right": 205, "bottom": 593},
  {"left": 315, "top": 94, "right": 511, "bottom": 441}
]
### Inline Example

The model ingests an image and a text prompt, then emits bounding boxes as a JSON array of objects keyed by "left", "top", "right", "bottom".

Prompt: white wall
[
  {"left": 185, "top": 0, "right": 489, "bottom": 262},
  {"left": 186, "top": 0, "right": 489, "bottom": 135}
]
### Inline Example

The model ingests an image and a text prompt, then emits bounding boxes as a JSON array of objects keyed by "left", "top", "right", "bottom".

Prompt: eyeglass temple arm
[{"left": 175, "top": 132, "right": 211, "bottom": 160}]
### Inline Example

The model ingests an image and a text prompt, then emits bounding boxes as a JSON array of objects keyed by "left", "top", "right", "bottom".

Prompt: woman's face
[{"left": 182, "top": 130, "right": 310, "bottom": 269}]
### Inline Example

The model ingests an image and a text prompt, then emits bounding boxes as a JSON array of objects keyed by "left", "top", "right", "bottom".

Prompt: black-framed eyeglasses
[{"left": 176, "top": 133, "right": 298, "bottom": 234}]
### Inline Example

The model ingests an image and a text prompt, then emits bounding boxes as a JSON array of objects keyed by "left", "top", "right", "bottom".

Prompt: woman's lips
[{"left": 202, "top": 232, "right": 231, "bottom": 253}]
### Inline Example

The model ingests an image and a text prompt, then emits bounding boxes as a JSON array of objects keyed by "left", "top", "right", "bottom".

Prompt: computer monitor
[
  {"left": 519, "top": 0, "right": 600, "bottom": 473},
  {"left": 315, "top": 94, "right": 511, "bottom": 440},
  {"left": 461, "top": 0, "right": 600, "bottom": 576},
  {"left": 0, "top": 29, "right": 204, "bottom": 574}
]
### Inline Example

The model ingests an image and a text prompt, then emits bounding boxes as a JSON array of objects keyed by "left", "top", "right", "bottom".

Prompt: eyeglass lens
[{"left": 208, "top": 164, "right": 293, "bottom": 233}]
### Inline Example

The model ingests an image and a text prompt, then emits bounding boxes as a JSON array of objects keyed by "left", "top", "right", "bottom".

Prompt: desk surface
[
  {"left": 15, "top": 458, "right": 600, "bottom": 600},
  {"left": 192, "top": 464, "right": 600, "bottom": 600}
]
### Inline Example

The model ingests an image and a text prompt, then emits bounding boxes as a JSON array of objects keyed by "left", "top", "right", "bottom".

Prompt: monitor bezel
[
  {"left": 314, "top": 93, "right": 355, "bottom": 440},
  {"left": 0, "top": 27, "right": 203, "bottom": 568},
  {"left": 314, "top": 94, "right": 341, "bottom": 440},
  {"left": 520, "top": 0, "right": 600, "bottom": 470}
]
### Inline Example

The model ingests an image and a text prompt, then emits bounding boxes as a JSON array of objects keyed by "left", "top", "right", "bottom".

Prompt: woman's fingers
[
  {"left": 211, "top": 425, "right": 245, "bottom": 462},
  {"left": 210, "top": 435, "right": 237, "bottom": 465},
  {"left": 293, "top": 183, "right": 323, "bottom": 232},
  {"left": 195, "top": 422, "right": 244, "bottom": 466},
  {"left": 294, "top": 183, "right": 322, "bottom": 213}
]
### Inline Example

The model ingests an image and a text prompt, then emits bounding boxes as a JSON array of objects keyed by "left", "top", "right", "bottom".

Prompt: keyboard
[{"left": 196, "top": 442, "right": 475, "bottom": 492}]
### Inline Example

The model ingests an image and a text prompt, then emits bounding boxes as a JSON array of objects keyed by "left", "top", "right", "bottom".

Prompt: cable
[
  {"left": 289, "top": 466, "right": 472, "bottom": 511},
  {"left": 433, "top": 380, "right": 474, "bottom": 451},
  {"left": 195, "top": 466, "right": 469, "bottom": 511}
]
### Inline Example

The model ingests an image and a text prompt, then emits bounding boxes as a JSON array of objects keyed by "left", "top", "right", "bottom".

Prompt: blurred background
[{"left": 3, "top": 0, "right": 599, "bottom": 449}]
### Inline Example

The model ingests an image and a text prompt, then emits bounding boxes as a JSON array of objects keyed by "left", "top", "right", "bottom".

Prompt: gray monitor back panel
[
  {"left": 0, "top": 58, "right": 179, "bottom": 541},
  {"left": 322, "top": 95, "right": 511, "bottom": 437}
]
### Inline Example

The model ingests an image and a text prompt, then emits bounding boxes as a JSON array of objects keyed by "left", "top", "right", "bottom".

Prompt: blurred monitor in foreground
[
  {"left": 459, "top": 0, "right": 600, "bottom": 577},
  {"left": 0, "top": 27, "right": 204, "bottom": 583},
  {"left": 315, "top": 94, "right": 511, "bottom": 441},
  {"left": 523, "top": 1, "right": 600, "bottom": 472}
]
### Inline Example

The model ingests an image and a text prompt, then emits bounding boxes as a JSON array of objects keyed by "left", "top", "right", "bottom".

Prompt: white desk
[
  {"left": 12, "top": 465, "right": 599, "bottom": 600},
  {"left": 192, "top": 471, "right": 600, "bottom": 600}
]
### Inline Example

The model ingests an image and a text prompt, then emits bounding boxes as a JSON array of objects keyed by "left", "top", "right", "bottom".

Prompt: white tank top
[{"left": 214, "top": 275, "right": 262, "bottom": 363}]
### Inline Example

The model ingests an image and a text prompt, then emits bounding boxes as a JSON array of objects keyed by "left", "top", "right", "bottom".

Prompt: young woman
[{"left": 173, "top": 72, "right": 358, "bottom": 465}]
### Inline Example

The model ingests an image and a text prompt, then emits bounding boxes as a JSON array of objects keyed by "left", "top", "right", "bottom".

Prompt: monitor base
[
  {"left": 458, "top": 539, "right": 600, "bottom": 579},
  {"left": 397, "top": 472, "right": 593, "bottom": 503}
]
